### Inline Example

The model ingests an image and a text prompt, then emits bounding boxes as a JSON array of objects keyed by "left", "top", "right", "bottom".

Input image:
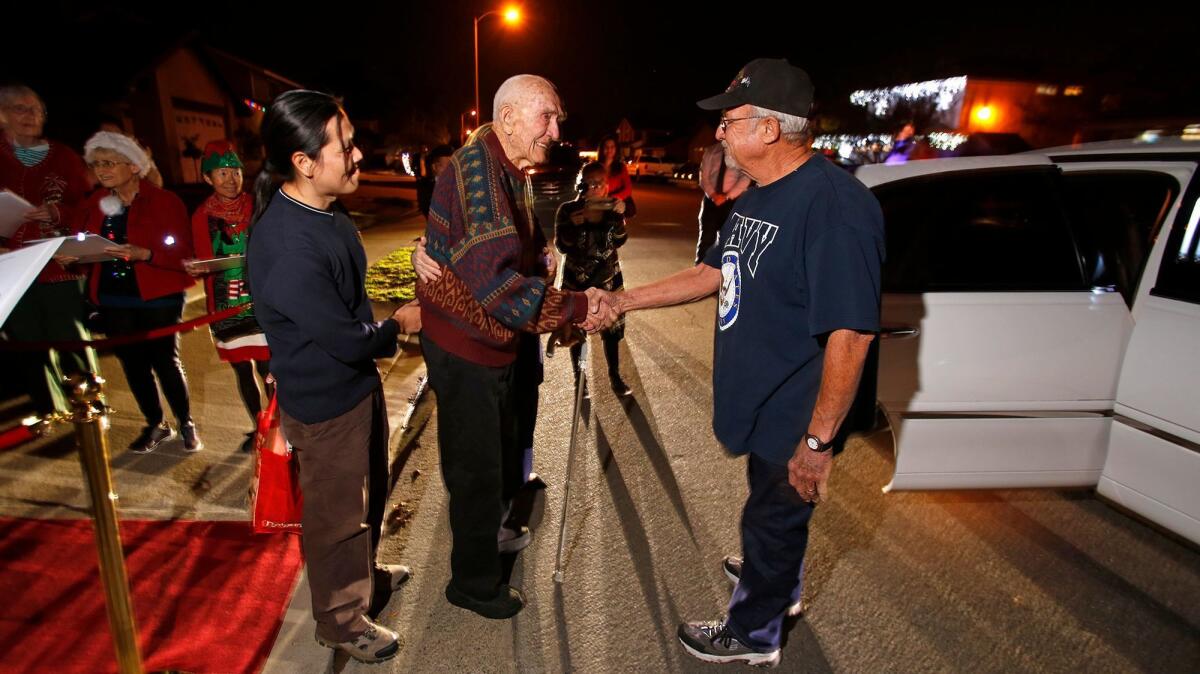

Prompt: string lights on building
[{"left": 849, "top": 76, "right": 968, "bottom": 118}]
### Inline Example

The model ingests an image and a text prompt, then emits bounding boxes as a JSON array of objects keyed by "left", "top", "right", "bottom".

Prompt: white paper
[
  {"left": 27, "top": 233, "right": 118, "bottom": 263},
  {"left": 0, "top": 190, "right": 35, "bottom": 239},
  {"left": 0, "top": 239, "right": 60, "bottom": 328}
]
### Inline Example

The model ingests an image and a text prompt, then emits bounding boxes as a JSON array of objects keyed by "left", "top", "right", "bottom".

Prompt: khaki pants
[{"left": 281, "top": 387, "right": 389, "bottom": 642}]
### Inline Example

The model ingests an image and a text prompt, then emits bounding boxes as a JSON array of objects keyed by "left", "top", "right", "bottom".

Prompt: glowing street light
[
  {"left": 475, "top": 6, "right": 522, "bottom": 123},
  {"left": 973, "top": 104, "right": 995, "bottom": 124}
]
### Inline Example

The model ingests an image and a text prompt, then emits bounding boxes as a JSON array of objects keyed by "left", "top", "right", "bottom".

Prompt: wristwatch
[{"left": 802, "top": 432, "right": 833, "bottom": 453}]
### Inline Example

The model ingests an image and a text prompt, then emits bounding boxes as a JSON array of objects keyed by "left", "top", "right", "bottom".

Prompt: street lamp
[
  {"left": 460, "top": 109, "right": 477, "bottom": 144},
  {"left": 474, "top": 5, "right": 522, "bottom": 123}
]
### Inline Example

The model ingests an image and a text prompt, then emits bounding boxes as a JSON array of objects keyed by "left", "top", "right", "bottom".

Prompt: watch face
[{"left": 806, "top": 435, "right": 820, "bottom": 450}]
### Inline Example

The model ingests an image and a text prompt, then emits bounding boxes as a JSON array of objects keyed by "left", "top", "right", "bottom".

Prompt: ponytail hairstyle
[{"left": 252, "top": 89, "right": 347, "bottom": 224}]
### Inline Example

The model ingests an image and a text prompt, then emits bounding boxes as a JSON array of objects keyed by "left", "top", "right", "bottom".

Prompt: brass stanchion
[{"left": 66, "top": 373, "right": 144, "bottom": 674}]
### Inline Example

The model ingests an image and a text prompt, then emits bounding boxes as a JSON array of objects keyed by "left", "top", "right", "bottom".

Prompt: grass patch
[{"left": 366, "top": 247, "right": 417, "bottom": 303}]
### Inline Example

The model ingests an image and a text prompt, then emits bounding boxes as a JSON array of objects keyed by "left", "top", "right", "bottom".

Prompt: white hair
[
  {"left": 0, "top": 84, "right": 45, "bottom": 114},
  {"left": 492, "top": 74, "right": 557, "bottom": 121},
  {"left": 747, "top": 105, "right": 810, "bottom": 144},
  {"left": 84, "top": 131, "right": 152, "bottom": 177}
]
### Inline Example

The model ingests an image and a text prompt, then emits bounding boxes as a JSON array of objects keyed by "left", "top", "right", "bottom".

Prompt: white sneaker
[{"left": 315, "top": 619, "right": 399, "bottom": 663}]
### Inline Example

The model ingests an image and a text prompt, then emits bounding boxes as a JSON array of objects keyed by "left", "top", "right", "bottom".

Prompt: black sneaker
[
  {"left": 678, "top": 618, "right": 780, "bottom": 667},
  {"left": 315, "top": 619, "right": 399, "bottom": 663},
  {"left": 445, "top": 582, "right": 524, "bottom": 619},
  {"left": 180, "top": 420, "right": 203, "bottom": 453},
  {"left": 722, "top": 556, "right": 805, "bottom": 617},
  {"left": 239, "top": 431, "right": 256, "bottom": 453},
  {"left": 498, "top": 525, "right": 531, "bottom": 553},
  {"left": 128, "top": 422, "right": 173, "bottom": 454}
]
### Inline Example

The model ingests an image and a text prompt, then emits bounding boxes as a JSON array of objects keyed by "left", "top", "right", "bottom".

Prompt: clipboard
[
  {"left": 0, "top": 240, "right": 59, "bottom": 327},
  {"left": 27, "top": 233, "right": 119, "bottom": 263},
  {"left": 184, "top": 255, "right": 245, "bottom": 273}
]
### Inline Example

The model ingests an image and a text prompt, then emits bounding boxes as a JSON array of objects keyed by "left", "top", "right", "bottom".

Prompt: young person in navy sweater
[{"left": 247, "top": 90, "right": 418, "bottom": 665}]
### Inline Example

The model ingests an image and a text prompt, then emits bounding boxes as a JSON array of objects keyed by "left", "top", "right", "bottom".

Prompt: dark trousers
[
  {"left": 514, "top": 335, "right": 542, "bottom": 481},
  {"left": 569, "top": 330, "right": 622, "bottom": 381},
  {"left": 2, "top": 280, "right": 97, "bottom": 415},
  {"left": 727, "top": 453, "right": 815, "bottom": 652},
  {"left": 230, "top": 359, "right": 272, "bottom": 425},
  {"left": 696, "top": 195, "right": 734, "bottom": 265},
  {"left": 281, "top": 386, "right": 389, "bottom": 642},
  {"left": 422, "top": 337, "right": 524, "bottom": 598},
  {"left": 102, "top": 303, "right": 191, "bottom": 427}
]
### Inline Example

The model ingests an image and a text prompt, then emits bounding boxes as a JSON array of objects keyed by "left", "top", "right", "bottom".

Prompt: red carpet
[{"left": 0, "top": 518, "right": 302, "bottom": 674}]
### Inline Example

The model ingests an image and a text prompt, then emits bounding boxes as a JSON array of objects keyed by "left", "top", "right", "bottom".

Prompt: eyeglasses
[
  {"left": 718, "top": 115, "right": 767, "bottom": 132},
  {"left": 88, "top": 159, "right": 129, "bottom": 170},
  {"left": 584, "top": 180, "right": 606, "bottom": 189},
  {"left": 4, "top": 104, "right": 44, "bottom": 118}
]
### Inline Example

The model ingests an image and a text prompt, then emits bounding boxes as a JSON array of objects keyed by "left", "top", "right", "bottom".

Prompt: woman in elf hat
[{"left": 185, "top": 140, "right": 271, "bottom": 453}]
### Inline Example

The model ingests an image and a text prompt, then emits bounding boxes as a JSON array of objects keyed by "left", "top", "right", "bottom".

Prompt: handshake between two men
[{"left": 578, "top": 288, "right": 622, "bottom": 334}]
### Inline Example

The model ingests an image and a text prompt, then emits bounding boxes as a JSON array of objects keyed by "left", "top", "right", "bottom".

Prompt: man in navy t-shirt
[{"left": 601, "top": 58, "right": 884, "bottom": 667}]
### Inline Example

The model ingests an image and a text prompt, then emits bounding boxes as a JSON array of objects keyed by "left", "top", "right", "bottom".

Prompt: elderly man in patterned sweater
[{"left": 417, "top": 74, "right": 614, "bottom": 620}]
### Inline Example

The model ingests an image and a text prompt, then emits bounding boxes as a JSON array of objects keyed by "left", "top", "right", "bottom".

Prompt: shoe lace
[{"left": 709, "top": 622, "right": 739, "bottom": 649}]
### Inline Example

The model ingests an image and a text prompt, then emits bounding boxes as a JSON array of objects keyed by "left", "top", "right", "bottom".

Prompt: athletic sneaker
[{"left": 677, "top": 618, "right": 780, "bottom": 667}]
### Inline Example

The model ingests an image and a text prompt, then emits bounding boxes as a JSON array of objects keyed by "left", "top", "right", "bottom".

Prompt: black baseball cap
[{"left": 697, "top": 58, "right": 815, "bottom": 117}]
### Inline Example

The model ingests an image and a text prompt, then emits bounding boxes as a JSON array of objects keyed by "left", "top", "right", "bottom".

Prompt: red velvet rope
[{"left": 0, "top": 305, "right": 249, "bottom": 352}]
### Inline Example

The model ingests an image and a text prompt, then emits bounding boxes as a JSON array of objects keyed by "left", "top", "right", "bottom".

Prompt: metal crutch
[{"left": 553, "top": 337, "right": 588, "bottom": 583}]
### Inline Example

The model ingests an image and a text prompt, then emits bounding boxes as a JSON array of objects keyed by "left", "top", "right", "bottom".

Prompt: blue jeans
[{"left": 726, "top": 452, "right": 815, "bottom": 651}]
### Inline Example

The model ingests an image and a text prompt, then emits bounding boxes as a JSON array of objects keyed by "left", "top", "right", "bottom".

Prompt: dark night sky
[{"left": 6, "top": 1, "right": 1197, "bottom": 144}]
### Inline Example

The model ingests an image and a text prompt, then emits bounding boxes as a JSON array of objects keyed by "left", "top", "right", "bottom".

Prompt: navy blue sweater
[{"left": 248, "top": 189, "right": 399, "bottom": 424}]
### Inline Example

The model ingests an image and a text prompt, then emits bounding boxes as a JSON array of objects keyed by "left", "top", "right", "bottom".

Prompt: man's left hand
[
  {"left": 787, "top": 444, "right": 833, "bottom": 504},
  {"left": 543, "top": 246, "right": 558, "bottom": 280}
]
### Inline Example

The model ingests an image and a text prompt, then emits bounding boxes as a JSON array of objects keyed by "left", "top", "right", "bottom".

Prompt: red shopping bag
[{"left": 250, "top": 393, "right": 303, "bottom": 534}]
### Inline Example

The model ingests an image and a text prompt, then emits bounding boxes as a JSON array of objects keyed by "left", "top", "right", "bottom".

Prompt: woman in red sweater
[
  {"left": 598, "top": 135, "right": 634, "bottom": 216},
  {"left": 0, "top": 84, "right": 97, "bottom": 417},
  {"left": 77, "top": 131, "right": 201, "bottom": 454}
]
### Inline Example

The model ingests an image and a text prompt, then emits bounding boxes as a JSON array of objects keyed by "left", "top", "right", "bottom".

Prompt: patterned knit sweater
[{"left": 418, "top": 125, "right": 587, "bottom": 366}]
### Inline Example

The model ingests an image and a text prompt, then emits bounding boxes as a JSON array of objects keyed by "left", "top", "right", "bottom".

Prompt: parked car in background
[
  {"left": 523, "top": 144, "right": 583, "bottom": 239},
  {"left": 855, "top": 137, "right": 1200, "bottom": 545},
  {"left": 672, "top": 161, "right": 701, "bottom": 186},
  {"left": 626, "top": 155, "right": 677, "bottom": 181}
]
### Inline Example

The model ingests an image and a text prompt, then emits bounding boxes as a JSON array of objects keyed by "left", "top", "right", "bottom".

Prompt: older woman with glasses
[
  {"left": 75, "top": 131, "right": 201, "bottom": 454},
  {"left": 0, "top": 84, "right": 98, "bottom": 418}
]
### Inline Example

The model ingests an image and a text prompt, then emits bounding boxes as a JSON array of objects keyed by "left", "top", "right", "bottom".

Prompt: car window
[
  {"left": 1152, "top": 176, "right": 1200, "bottom": 305},
  {"left": 1061, "top": 171, "right": 1179, "bottom": 307},
  {"left": 874, "top": 167, "right": 1087, "bottom": 292}
]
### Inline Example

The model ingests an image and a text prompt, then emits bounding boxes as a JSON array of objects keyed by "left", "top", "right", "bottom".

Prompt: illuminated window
[
  {"left": 1036, "top": 85, "right": 1059, "bottom": 96},
  {"left": 1064, "top": 86, "right": 1084, "bottom": 96}
]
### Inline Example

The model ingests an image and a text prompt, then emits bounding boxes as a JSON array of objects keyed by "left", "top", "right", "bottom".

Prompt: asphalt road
[{"left": 358, "top": 182, "right": 1200, "bottom": 673}]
